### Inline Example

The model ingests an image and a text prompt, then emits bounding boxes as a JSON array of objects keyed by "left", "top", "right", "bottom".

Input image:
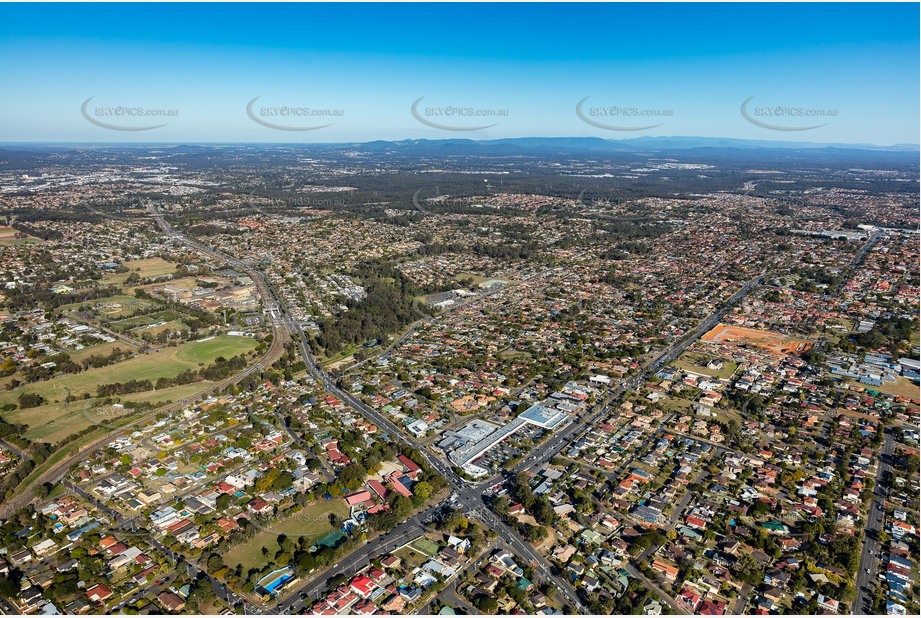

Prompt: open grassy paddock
[
  {"left": 59, "top": 294, "right": 154, "bottom": 320},
  {"left": 856, "top": 377, "right": 920, "bottom": 401},
  {"left": 671, "top": 351, "right": 739, "bottom": 379},
  {"left": 68, "top": 341, "right": 132, "bottom": 363},
  {"left": 99, "top": 257, "right": 180, "bottom": 285},
  {"left": 2, "top": 382, "right": 219, "bottom": 444},
  {"left": 0, "top": 226, "right": 40, "bottom": 246},
  {"left": 0, "top": 334, "right": 257, "bottom": 414}
]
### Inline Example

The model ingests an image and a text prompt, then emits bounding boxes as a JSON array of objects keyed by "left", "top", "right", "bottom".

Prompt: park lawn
[
  {"left": 112, "top": 313, "right": 188, "bottom": 336},
  {"left": 112, "top": 309, "right": 185, "bottom": 329},
  {"left": 671, "top": 352, "right": 738, "bottom": 379},
  {"left": 659, "top": 396, "right": 696, "bottom": 414},
  {"left": 112, "top": 309, "right": 182, "bottom": 328},
  {"left": 13, "top": 400, "right": 97, "bottom": 443},
  {"left": 125, "top": 257, "right": 181, "bottom": 275},
  {"left": 498, "top": 347, "right": 531, "bottom": 360},
  {"left": 3, "top": 382, "right": 218, "bottom": 444},
  {"left": 0, "top": 226, "right": 40, "bottom": 246},
  {"left": 177, "top": 335, "right": 258, "bottom": 364},
  {"left": 224, "top": 500, "right": 350, "bottom": 570},
  {"left": 0, "top": 335, "right": 257, "bottom": 406}
]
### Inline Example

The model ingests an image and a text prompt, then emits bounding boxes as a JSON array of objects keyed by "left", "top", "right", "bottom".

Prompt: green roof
[{"left": 516, "top": 577, "right": 533, "bottom": 590}]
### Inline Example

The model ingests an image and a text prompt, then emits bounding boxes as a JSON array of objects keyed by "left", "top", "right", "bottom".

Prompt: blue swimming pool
[{"left": 256, "top": 567, "right": 294, "bottom": 596}]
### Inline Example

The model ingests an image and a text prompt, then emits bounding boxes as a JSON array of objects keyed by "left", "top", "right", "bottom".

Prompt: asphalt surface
[{"left": 853, "top": 427, "right": 897, "bottom": 614}]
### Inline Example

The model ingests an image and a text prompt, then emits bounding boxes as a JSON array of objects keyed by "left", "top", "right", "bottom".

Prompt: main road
[
  {"left": 852, "top": 427, "right": 898, "bottom": 614},
  {"left": 496, "top": 274, "right": 765, "bottom": 485},
  {"left": 276, "top": 513, "right": 433, "bottom": 613}
]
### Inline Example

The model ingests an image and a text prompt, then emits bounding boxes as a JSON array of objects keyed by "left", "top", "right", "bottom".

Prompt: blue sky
[{"left": 0, "top": 2, "right": 917, "bottom": 144}]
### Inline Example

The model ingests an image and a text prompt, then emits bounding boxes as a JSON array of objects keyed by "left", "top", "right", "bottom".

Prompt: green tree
[{"left": 413, "top": 481, "right": 433, "bottom": 501}]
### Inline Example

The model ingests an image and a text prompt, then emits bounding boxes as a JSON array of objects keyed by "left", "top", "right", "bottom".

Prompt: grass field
[
  {"left": 2, "top": 382, "right": 214, "bottom": 443},
  {"left": 410, "top": 538, "right": 439, "bottom": 557},
  {"left": 60, "top": 294, "right": 154, "bottom": 319},
  {"left": 659, "top": 396, "right": 696, "bottom": 414},
  {"left": 0, "top": 237, "right": 40, "bottom": 246},
  {"left": 321, "top": 345, "right": 358, "bottom": 367},
  {"left": 0, "top": 335, "right": 257, "bottom": 408},
  {"left": 111, "top": 310, "right": 186, "bottom": 332},
  {"left": 671, "top": 351, "right": 738, "bottom": 379},
  {"left": 866, "top": 377, "right": 920, "bottom": 401},
  {"left": 112, "top": 314, "right": 164, "bottom": 328},
  {"left": 224, "top": 500, "right": 350, "bottom": 570},
  {"left": 394, "top": 545, "right": 430, "bottom": 570},
  {"left": 0, "top": 226, "right": 40, "bottom": 246},
  {"left": 131, "top": 320, "right": 189, "bottom": 337},
  {"left": 100, "top": 258, "right": 179, "bottom": 285},
  {"left": 7, "top": 426, "right": 116, "bottom": 502},
  {"left": 454, "top": 273, "right": 495, "bottom": 285},
  {"left": 825, "top": 318, "right": 855, "bottom": 332},
  {"left": 134, "top": 275, "right": 200, "bottom": 294},
  {"left": 498, "top": 347, "right": 532, "bottom": 360}
]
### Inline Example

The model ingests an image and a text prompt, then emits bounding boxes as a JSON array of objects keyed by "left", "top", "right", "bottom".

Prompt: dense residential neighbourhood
[{"left": 0, "top": 140, "right": 916, "bottom": 616}]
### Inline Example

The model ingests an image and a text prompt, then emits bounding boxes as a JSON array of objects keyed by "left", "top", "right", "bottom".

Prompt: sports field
[
  {"left": 0, "top": 334, "right": 257, "bottom": 408},
  {"left": 100, "top": 257, "right": 180, "bottom": 285}
]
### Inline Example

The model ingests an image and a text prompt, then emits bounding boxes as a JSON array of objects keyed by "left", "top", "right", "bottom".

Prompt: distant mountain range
[
  {"left": 348, "top": 136, "right": 919, "bottom": 153},
  {"left": 2, "top": 136, "right": 918, "bottom": 155}
]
